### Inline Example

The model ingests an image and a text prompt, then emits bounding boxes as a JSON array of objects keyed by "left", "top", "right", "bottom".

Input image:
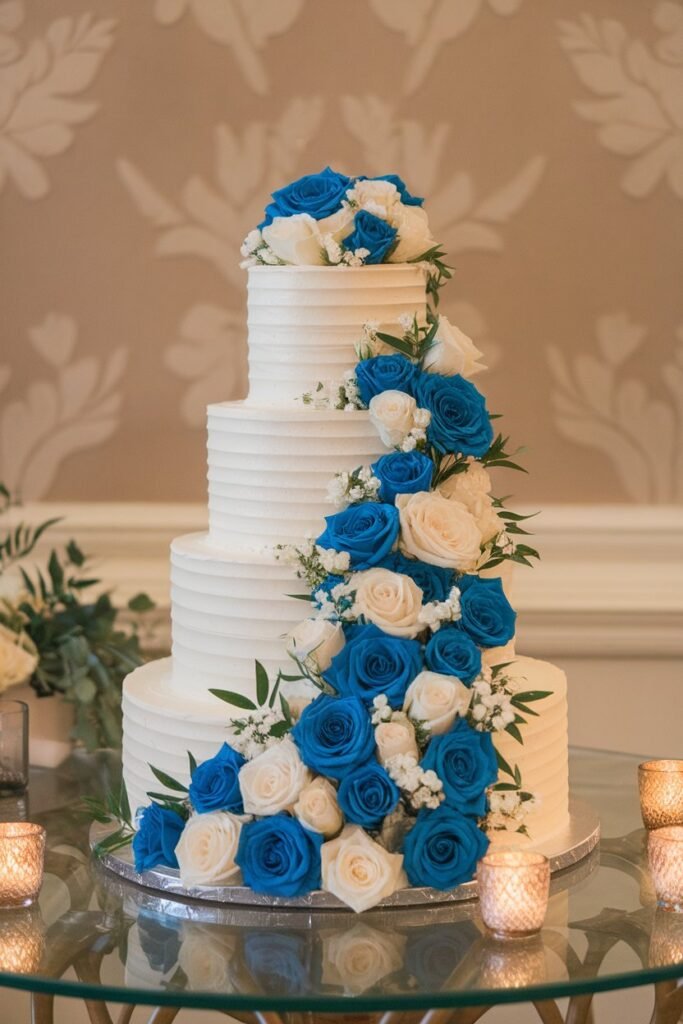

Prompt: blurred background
[{"left": 1, "top": 0, "right": 682, "bottom": 747}]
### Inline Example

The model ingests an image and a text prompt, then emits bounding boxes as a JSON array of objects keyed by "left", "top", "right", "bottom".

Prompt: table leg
[
  {"left": 653, "top": 979, "right": 683, "bottom": 1024},
  {"left": 565, "top": 992, "right": 595, "bottom": 1024},
  {"left": 31, "top": 993, "right": 54, "bottom": 1024}
]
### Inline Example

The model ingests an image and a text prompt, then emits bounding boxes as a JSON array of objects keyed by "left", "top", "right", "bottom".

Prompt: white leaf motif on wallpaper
[
  {"left": 370, "top": 0, "right": 525, "bottom": 94},
  {"left": 559, "top": 6, "right": 683, "bottom": 200},
  {"left": 165, "top": 304, "right": 244, "bottom": 427},
  {"left": 0, "top": 12, "right": 115, "bottom": 199},
  {"left": 153, "top": 0, "right": 304, "bottom": 95},
  {"left": 548, "top": 313, "right": 683, "bottom": 502},
  {"left": 0, "top": 314, "right": 127, "bottom": 499},
  {"left": 341, "top": 95, "right": 545, "bottom": 255}
]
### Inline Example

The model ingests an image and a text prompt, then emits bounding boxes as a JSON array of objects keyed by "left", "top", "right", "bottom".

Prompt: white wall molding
[{"left": 14, "top": 502, "right": 683, "bottom": 658}]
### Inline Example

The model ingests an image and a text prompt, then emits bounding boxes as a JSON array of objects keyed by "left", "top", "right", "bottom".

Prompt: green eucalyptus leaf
[{"left": 208, "top": 689, "right": 257, "bottom": 711}]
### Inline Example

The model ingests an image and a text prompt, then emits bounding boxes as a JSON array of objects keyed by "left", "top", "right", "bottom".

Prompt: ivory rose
[
  {"left": 387, "top": 204, "right": 435, "bottom": 262},
  {"left": 238, "top": 737, "right": 311, "bottom": 816},
  {"left": 438, "top": 464, "right": 502, "bottom": 544},
  {"left": 375, "top": 716, "right": 419, "bottom": 764},
  {"left": 178, "top": 927, "right": 237, "bottom": 992},
  {"left": 423, "top": 316, "right": 486, "bottom": 378},
  {"left": 396, "top": 491, "right": 482, "bottom": 570},
  {"left": 175, "top": 811, "right": 243, "bottom": 887},
  {"left": 322, "top": 923, "right": 405, "bottom": 994},
  {"left": 353, "top": 568, "right": 423, "bottom": 639},
  {"left": 321, "top": 824, "right": 407, "bottom": 913},
  {"left": 368, "top": 390, "right": 417, "bottom": 448},
  {"left": 286, "top": 618, "right": 345, "bottom": 672},
  {"left": 294, "top": 776, "right": 344, "bottom": 838},
  {"left": 261, "top": 213, "right": 325, "bottom": 265},
  {"left": 403, "top": 670, "right": 471, "bottom": 735},
  {"left": 349, "top": 179, "right": 400, "bottom": 219},
  {"left": 0, "top": 626, "right": 37, "bottom": 694}
]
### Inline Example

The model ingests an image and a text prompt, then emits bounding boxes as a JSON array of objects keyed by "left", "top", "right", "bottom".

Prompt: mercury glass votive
[
  {"left": 478, "top": 934, "right": 547, "bottom": 989},
  {"left": 0, "top": 823, "right": 45, "bottom": 908},
  {"left": 639, "top": 760, "right": 683, "bottom": 830},
  {"left": 648, "top": 826, "right": 683, "bottom": 913},
  {"left": 0, "top": 701, "right": 28, "bottom": 794},
  {"left": 649, "top": 906, "right": 683, "bottom": 966},
  {"left": 477, "top": 850, "right": 550, "bottom": 939},
  {"left": 0, "top": 907, "right": 44, "bottom": 972}
]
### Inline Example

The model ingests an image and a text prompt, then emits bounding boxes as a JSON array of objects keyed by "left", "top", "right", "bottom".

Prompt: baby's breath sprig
[
  {"left": 275, "top": 539, "right": 350, "bottom": 590},
  {"left": 326, "top": 466, "right": 381, "bottom": 509}
]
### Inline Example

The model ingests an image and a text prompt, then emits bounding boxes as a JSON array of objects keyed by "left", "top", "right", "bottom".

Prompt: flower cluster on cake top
[
  {"left": 240, "top": 167, "right": 450, "bottom": 301},
  {"left": 93, "top": 170, "right": 550, "bottom": 914}
]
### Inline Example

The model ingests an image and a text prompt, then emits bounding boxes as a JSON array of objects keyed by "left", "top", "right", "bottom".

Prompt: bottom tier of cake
[{"left": 122, "top": 654, "right": 569, "bottom": 851}]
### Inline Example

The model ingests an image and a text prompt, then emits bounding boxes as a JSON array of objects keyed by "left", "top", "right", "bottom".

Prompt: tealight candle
[
  {"left": 639, "top": 760, "right": 683, "bottom": 830},
  {"left": 477, "top": 850, "right": 550, "bottom": 939},
  {"left": 0, "top": 823, "right": 45, "bottom": 908},
  {"left": 648, "top": 826, "right": 683, "bottom": 913}
]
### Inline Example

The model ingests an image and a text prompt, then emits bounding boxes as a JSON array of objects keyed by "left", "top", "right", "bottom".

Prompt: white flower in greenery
[
  {"left": 294, "top": 777, "right": 343, "bottom": 838},
  {"left": 368, "top": 390, "right": 417, "bottom": 448},
  {"left": 387, "top": 204, "right": 435, "bottom": 263},
  {"left": 286, "top": 618, "right": 345, "bottom": 672},
  {"left": 238, "top": 737, "right": 311, "bottom": 816},
  {"left": 353, "top": 568, "right": 423, "bottom": 638},
  {"left": 396, "top": 491, "right": 483, "bottom": 571},
  {"left": 371, "top": 694, "right": 392, "bottom": 725},
  {"left": 375, "top": 716, "right": 419, "bottom": 765},
  {"left": 423, "top": 317, "right": 487, "bottom": 378},
  {"left": 347, "top": 179, "right": 400, "bottom": 220},
  {"left": 176, "top": 811, "right": 243, "bottom": 887},
  {"left": 439, "top": 464, "right": 502, "bottom": 545},
  {"left": 417, "top": 586, "right": 462, "bottom": 631},
  {"left": 0, "top": 627, "right": 37, "bottom": 694},
  {"left": 317, "top": 546, "right": 351, "bottom": 574},
  {"left": 384, "top": 754, "right": 444, "bottom": 810},
  {"left": 262, "top": 214, "right": 326, "bottom": 265},
  {"left": 403, "top": 670, "right": 471, "bottom": 735},
  {"left": 321, "top": 825, "right": 407, "bottom": 913},
  {"left": 240, "top": 228, "right": 263, "bottom": 258}
]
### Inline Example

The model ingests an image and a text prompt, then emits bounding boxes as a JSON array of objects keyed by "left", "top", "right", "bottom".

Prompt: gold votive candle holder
[
  {"left": 649, "top": 906, "right": 683, "bottom": 966},
  {"left": 648, "top": 826, "right": 683, "bottom": 913},
  {"left": 0, "top": 823, "right": 45, "bottom": 908},
  {"left": 639, "top": 760, "right": 683, "bottom": 830},
  {"left": 478, "top": 934, "right": 547, "bottom": 989},
  {"left": 477, "top": 850, "right": 550, "bottom": 939},
  {"left": 0, "top": 907, "right": 44, "bottom": 972}
]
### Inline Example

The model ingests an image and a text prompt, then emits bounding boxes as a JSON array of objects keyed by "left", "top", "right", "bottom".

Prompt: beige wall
[{"left": 1, "top": 0, "right": 682, "bottom": 505}]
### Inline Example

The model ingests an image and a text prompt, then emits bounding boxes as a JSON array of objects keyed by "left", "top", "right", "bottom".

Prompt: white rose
[
  {"left": 403, "top": 670, "right": 471, "bottom": 735},
  {"left": 178, "top": 926, "right": 237, "bottom": 992},
  {"left": 286, "top": 618, "right": 345, "bottom": 672},
  {"left": 438, "top": 465, "right": 501, "bottom": 543},
  {"left": 354, "top": 568, "right": 423, "bottom": 639},
  {"left": 423, "top": 316, "right": 486, "bottom": 378},
  {"left": 0, "top": 626, "right": 38, "bottom": 694},
  {"left": 280, "top": 678, "right": 319, "bottom": 720},
  {"left": 317, "top": 205, "right": 355, "bottom": 243},
  {"left": 175, "top": 811, "right": 242, "bottom": 887},
  {"left": 387, "top": 204, "right": 435, "bottom": 263},
  {"left": 238, "top": 737, "right": 311, "bottom": 816},
  {"left": 262, "top": 213, "right": 325, "bottom": 265},
  {"left": 348, "top": 179, "right": 400, "bottom": 219},
  {"left": 368, "top": 390, "right": 417, "bottom": 447},
  {"left": 397, "top": 491, "right": 482, "bottom": 570},
  {"left": 322, "top": 923, "right": 405, "bottom": 994},
  {"left": 321, "top": 824, "right": 407, "bottom": 913},
  {"left": 294, "top": 777, "right": 343, "bottom": 838},
  {"left": 375, "top": 717, "right": 419, "bottom": 764}
]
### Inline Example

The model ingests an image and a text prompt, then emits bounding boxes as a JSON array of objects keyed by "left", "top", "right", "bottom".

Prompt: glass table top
[{"left": 0, "top": 748, "right": 680, "bottom": 1013}]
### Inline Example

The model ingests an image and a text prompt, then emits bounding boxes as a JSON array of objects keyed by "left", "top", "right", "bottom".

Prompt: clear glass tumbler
[{"left": 0, "top": 701, "right": 28, "bottom": 793}]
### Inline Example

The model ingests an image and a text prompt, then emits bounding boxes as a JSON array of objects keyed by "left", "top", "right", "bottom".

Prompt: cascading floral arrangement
[{"left": 91, "top": 170, "right": 549, "bottom": 914}]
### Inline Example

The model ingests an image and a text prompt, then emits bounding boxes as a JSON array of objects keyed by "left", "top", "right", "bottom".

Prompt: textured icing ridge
[{"left": 247, "top": 264, "right": 427, "bottom": 403}]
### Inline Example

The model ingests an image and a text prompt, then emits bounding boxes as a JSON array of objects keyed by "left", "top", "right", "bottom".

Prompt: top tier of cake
[{"left": 246, "top": 264, "right": 427, "bottom": 404}]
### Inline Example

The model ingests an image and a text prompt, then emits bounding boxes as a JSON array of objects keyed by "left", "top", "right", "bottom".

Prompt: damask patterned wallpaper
[{"left": 2, "top": 0, "right": 682, "bottom": 504}]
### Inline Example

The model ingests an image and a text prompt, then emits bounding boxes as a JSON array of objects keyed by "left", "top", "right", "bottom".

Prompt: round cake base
[{"left": 91, "top": 798, "right": 599, "bottom": 911}]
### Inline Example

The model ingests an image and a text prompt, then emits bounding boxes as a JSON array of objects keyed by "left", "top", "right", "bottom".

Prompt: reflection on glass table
[{"left": 0, "top": 748, "right": 681, "bottom": 1024}]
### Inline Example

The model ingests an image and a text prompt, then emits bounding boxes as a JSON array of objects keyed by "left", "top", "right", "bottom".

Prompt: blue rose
[
  {"left": 425, "top": 627, "right": 482, "bottom": 685},
  {"left": 402, "top": 804, "right": 490, "bottom": 889},
  {"left": 344, "top": 210, "right": 397, "bottom": 264},
  {"left": 405, "top": 920, "right": 480, "bottom": 988},
  {"left": 243, "top": 931, "right": 311, "bottom": 995},
  {"left": 132, "top": 802, "right": 184, "bottom": 873},
  {"left": 260, "top": 167, "right": 351, "bottom": 227},
  {"left": 371, "top": 450, "right": 433, "bottom": 504},
  {"left": 323, "top": 624, "right": 422, "bottom": 708},
  {"left": 337, "top": 761, "right": 400, "bottom": 830},
  {"left": 421, "top": 718, "right": 498, "bottom": 817},
  {"left": 291, "top": 694, "right": 375, "bottom": 778},
  {"left": 236, "top": 814, "right": 322, "bottom": 898},
  {"left": 379, "top": 551, "right": 457, "bottom": 603},
  {"left": 316, "top": 501, "right": 399, "bottom": 570},
  {"left": 137, "top": 910, "right": 182, "bottom": 974},
  {"left": 188, "top": 742, "right": 245, "bottom": 814},
  {"left": 458, "top": 575, "right": 516, "bottom": 648},
  {"left": 372, "top": 173, "right": 424, "bottom": 206},
  {"left": 415, "top": 373, "right": 493, "bottom": 457},
  {"left": 356, "top": 355, "right": 418, "bottom": 407}
]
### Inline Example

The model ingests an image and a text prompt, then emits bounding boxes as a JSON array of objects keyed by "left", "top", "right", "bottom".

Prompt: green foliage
[
  {"left": 408, "top": 245, "right": 453, "bottom": 307},
  {"left": 83, "top": 779, "right": 135, "bottom": 856}
]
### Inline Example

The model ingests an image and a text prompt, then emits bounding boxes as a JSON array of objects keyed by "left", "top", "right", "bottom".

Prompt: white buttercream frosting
[{"left": 246, "top": 264, "right": 427, "bottom": 404}]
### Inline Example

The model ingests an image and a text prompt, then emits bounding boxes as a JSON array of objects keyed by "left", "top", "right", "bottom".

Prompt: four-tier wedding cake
[{"left": 120, "top": 169, "right": 569, "bottom": 911}]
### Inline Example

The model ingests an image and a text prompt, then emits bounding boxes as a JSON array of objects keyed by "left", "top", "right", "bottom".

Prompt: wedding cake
[{"left": 120, "top": 169, "right": 569, "bottom": 911}]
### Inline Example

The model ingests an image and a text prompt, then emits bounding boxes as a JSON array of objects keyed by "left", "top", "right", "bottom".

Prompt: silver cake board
[{"left": 90, "top": 798, "right": 599, "bottom": 912}]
